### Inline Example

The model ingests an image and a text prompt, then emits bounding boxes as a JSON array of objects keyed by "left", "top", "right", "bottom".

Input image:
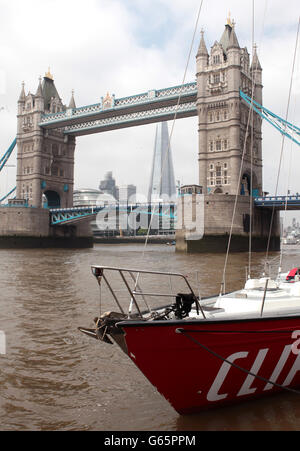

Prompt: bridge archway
[
  {"left": 241, "top": 172, "right": 259, "bottom": 196},
  {"left": 44, "top": 190, "right": 61, "bottom": 208},
  {"left": 214, "top": 187, "right": 223, "bottom": 194}
]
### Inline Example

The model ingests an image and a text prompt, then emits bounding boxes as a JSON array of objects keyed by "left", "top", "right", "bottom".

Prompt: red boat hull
[{"left": 120, "top": 316, "right": 300, "bottom": 414}]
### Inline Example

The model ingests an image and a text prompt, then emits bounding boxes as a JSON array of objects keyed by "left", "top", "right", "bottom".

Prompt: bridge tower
[
  {"left": 176, "top": 17, "right": 280, "bottom": 253},
  {"left": 16, "top": 70, "right": 76, "bottom": 208},
  {"left": 196, "top": 18, "right": 263, "bottom": 196}
]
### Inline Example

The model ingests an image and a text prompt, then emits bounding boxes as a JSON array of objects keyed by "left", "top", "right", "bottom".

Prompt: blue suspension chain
[{"left": 240, "top": 90, "right": 300, "bottom": 146}]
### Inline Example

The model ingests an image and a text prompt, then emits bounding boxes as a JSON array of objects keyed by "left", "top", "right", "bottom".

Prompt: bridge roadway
[
  {"left": 39, "top": 82, "right": 198, "bottom": 136},
  {"left": 254, "top": 195, "right": 300, "bottom": 210},
  {"left": 50, "top": 202, "right": 176, "bottom": 226},
  {"left": 49, "top": 196, "right": 300, "bottom": 226}
]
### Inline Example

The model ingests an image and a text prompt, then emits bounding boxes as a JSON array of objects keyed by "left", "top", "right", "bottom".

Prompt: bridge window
[
  {"left": 213, "top": 73, "right": 220, "bottom": 84},
  {"left": 216, "top": 166, "right": 222, "bottom": 177},
  {"left": 52, "top": 144, "right": 59, "bottom": 156},
  {"left": 52, "top": 166, "right": 58, "bottom": 176},
  {"left": 213, "top": 55, "right": 221, "bottom": 64}
]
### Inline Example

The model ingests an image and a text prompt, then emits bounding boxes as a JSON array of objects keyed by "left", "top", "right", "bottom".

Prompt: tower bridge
[
  {"left": 39, "top": 82, "right": 198, "bottom": 135},
  {"left": 0, "top": 17, "right": 298, "bottom": 250}
]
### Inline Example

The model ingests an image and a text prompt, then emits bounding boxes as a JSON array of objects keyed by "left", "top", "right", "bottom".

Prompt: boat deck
[{"left": 188, "top": 278, "right": 300, "bottom": 321}]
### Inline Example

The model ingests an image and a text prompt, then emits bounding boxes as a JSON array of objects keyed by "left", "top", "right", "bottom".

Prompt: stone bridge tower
[
  {"left": 176, "top": 18, "right": 280, "bottom": 253},
  {"left": 16, "top": 70, "right": 76, "bottom": 208},
  {"left": 196, "top": 18, "right": 263, "bottom": 197}
]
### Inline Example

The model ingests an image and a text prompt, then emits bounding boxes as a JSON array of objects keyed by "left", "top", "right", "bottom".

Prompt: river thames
[{"left": 0, "top": 243, "right": 299, "bottom": 431}]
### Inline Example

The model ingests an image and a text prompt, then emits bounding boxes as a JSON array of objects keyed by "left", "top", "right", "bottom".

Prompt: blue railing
[
  {"left": 39, "top": 82, "right": 197, "bottom": 126},
  {"left": 254, "top": 195, "right": 300, "bottom": 207},
  {"left": 49, "top": 203, "right": 177, "bottom": 225}
]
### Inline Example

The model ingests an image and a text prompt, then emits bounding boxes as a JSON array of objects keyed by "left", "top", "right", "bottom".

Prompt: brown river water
[{"left": 0, "top": 243, "right": 300, "bottom": 431}]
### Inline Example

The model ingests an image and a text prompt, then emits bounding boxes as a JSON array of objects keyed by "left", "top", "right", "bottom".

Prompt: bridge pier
[
  {"left": 0, "top": 207, "right": 93, "bottom": 248},
  {"left": 176, "top": 194, "right": 281, "bottom": 253}
]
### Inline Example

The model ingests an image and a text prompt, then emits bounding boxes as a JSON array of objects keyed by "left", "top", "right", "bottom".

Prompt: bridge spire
[
  {"left": 45, "top": 67, "right": 54, "bottom": 80},
  {"left": 18, "top": 81, "right": 26, "bottom": 102},
  {"left": 251, "top": 43, "right": 262, "bottom": 71},
  {"left": 35, "top": 76, "right": 43, "bottom": 97},
  {"left": 196, "top": 29, "right": 208, "bottom": 57},
  {"left": 69, "top": 90, "right": 76, "bottom": 109}
]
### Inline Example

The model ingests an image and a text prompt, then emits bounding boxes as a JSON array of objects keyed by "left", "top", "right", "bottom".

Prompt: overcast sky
[{"left": 0, "top": 0, "right": 299, "bottom": 208}]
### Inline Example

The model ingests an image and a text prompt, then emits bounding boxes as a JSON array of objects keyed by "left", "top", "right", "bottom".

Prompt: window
[
  {"left": 224, "top": 139, "right": 228, "bottom": 150},
  {"left": 213, "top": 73, "right": 220, "bottom": 84},
  {"left": 216, "top": 166, "right": 222, "bottom": 177},
  {"left": 224, "top": 110, "right": 228, "bottom": 120},
  {"left": 209, "top": 141, "right": 214, "bottom": 152},
  {"left": 52, "top": 166, "right": 58, "bottom": 176},
  {"left": 52, "top": 144, "right": 59, "bottom": 156},
  {"left": 213, "top": 55, "right": 220, "bottom": 64},
  {"left": 216, "top": 140, "right": 222, "bottom": 151}
]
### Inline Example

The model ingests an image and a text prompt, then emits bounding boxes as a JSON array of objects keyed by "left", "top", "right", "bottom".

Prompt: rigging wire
[
  {"left": 278, "top": 100, "right": 299, "bottom": 276},
  {"left": 248, "top": 0, "right": 256, "bottom": 278},
  {"left": 221, "top": 0, "right": 259, "bottom": 294},
  {"left": 133, "top": 0, "right": 205, "bottom": 291},
  {"left": 278, "top": 37, "right": 300, "bottom": 275},
  {"left": 264, "top": 16, "right": 300, "bottom": 269},
  {"left": 248, "top": 0, "right": 269, "bottom": 278},
  {"left": 142, "top": 0, "right": 204, "bottom": 256}
]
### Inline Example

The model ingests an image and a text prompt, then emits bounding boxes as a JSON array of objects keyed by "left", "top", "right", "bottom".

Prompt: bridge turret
[
  {"left": 17, "top": 82, "right": 26, "bottom": 115},
  {"left": 251, "top": 44, "right": 263, "bottom": 105},
  {"left": 34, "top": 77, "right": 44, "bottom": 112},
  {"left": 68, "top": 90, "right": 76, "bottom": 109},
  {"left": 196, "top": 30, "right": 209, "bottom": 72},
  {"left": 16, "top": 70, "right": 76, "bottom": 209}
]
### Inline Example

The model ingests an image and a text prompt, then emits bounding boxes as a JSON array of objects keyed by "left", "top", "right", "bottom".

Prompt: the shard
[{"left": 148, "top": 122, "right": 176, "bottom": 203}]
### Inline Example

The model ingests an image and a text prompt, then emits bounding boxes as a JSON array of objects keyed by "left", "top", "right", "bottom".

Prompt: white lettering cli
[
  {"left": 206, "top": 344, "right": 300, "bottom": 402},
  {"left": 0, "top": 331, "right": 5, "bottom": 355}
]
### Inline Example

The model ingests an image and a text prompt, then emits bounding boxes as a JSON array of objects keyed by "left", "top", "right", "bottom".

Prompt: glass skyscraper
[{"left": 148, "top": 122, "right": 176, "bottom": 203}]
